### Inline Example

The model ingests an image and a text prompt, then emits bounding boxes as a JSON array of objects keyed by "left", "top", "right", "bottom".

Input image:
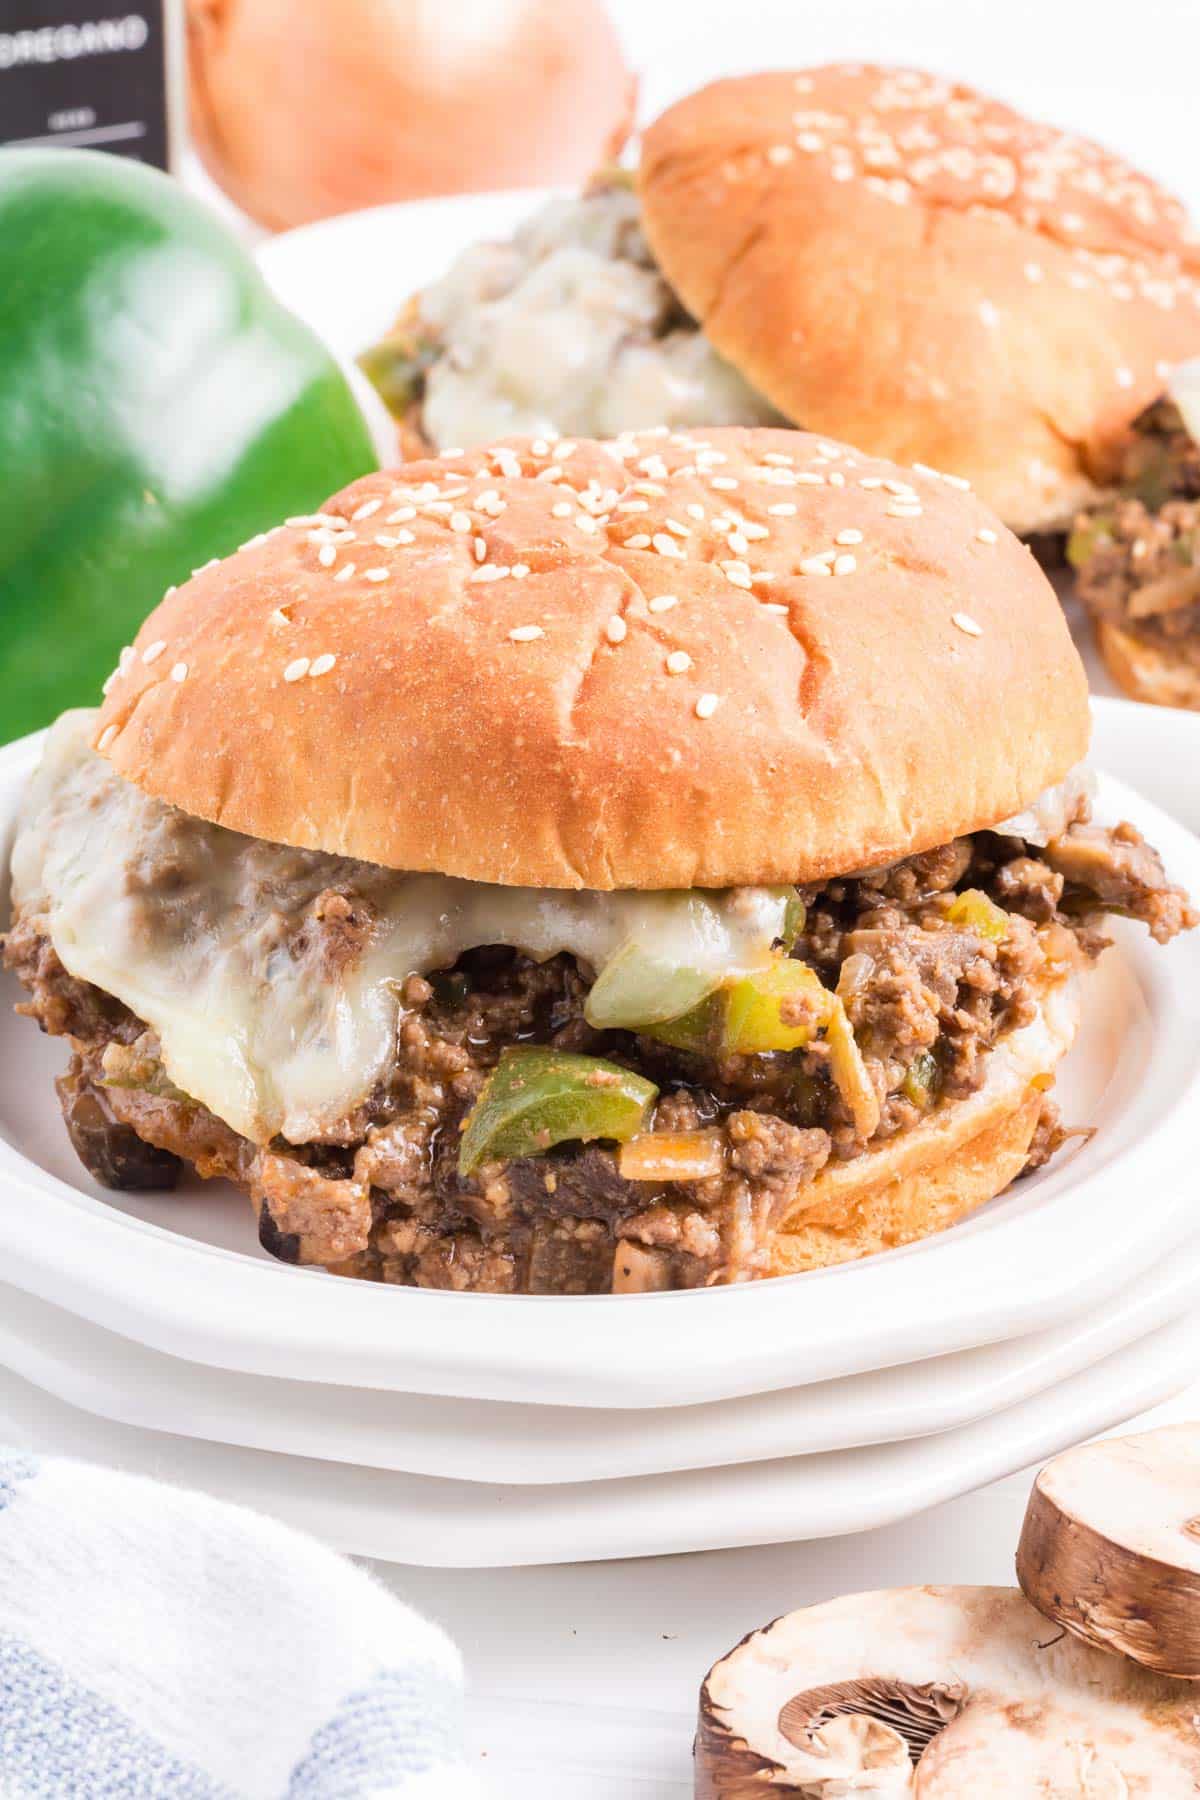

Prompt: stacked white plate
[{"left": 1, "top": 697, "right": 1199, "bottom": 1566}]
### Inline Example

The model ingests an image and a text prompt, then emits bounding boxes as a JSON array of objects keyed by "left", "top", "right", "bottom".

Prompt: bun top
[
  {"left": 93, "top": 427, "right": 1089, "bottom": 890},
  {"left": 639, "top": 67, "right": 1200, "bottom": 535}
]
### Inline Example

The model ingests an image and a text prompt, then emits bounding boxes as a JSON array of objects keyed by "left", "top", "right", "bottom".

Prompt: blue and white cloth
[{"left": 0, "top": 1450, "right": 479, "bottom": 1798}]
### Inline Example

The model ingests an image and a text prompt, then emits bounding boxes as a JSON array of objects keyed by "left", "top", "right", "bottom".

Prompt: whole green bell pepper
[{"left": 0, "top": 149, "right": 377, "bottom": 741}]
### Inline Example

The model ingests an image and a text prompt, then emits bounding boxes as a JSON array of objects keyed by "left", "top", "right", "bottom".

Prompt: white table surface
[
  {"left": 374, "top": 1395, "right": 1197, "bottom": 1796},
  {"left": 107, "top": 3, "right": 1200, "bottom": 1789}
]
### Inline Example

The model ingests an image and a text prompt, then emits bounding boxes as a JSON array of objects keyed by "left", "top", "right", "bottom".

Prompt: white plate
[
  {"left": 1, "top": 1220, "right": 1198, "bottom": 1485},
  {"left": 0, "top": 1305, "right": 1195, "bottom": 1566},
  {"left": 2, "top": 706, "right": 1200, "bottom": 1409}
]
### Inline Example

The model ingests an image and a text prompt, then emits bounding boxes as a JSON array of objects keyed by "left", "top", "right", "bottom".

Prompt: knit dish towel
[{"left": 0, "top": 1449, "right": 480, "bottom": 1799}]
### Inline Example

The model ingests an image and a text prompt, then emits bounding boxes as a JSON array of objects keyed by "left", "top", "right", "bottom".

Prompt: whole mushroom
[
  {"left": 1017, "top": 1423, "right": 1200, "bottom": 1679},
  {"left": 696, "top": 1586, "right": 1200, "bottom": 1795}
]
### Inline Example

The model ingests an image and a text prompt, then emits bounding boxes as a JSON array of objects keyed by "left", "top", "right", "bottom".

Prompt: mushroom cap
[
  {"left": 1017, "top": 1423, "right": 1200, "bottom": 1678},
  {"left": 697, "top": 1586, "right": 1200, "bottom": 1795}
]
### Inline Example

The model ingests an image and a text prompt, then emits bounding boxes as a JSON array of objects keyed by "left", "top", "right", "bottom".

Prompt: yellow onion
[{"left": 186, "top": 0, "right": 637, "bottom": 231}]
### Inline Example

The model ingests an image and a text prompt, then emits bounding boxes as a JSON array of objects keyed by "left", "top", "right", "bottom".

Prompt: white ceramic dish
[
  {"left": 1, "top": 1221, "right": 1198, "bottom": 1485},
  {"left": 1, "top": 1306, "right": 1195, "bottom": 1566},
  {"left": 2, "top": 708, "right": 1199, "bottom": 1409}
]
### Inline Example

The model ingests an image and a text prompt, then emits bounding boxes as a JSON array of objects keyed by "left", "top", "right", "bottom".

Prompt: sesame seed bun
[
  {"left": 94, "top": 426, "right": 1089, "bottom": 891},
  {"left": 1094, "top": 619, "right": 1200, "bottom": 711},
  {"left": 639, "top": 67, "right": 1200, "bottom": 537},
  {"left": 771, "top": 974, "right": 1079, "bottom": 1277}
]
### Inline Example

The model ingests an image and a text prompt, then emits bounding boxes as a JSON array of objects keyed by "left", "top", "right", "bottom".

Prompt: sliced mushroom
[
  {"left": 1016, "top": 1423, "right": 1200, "bottom": 1678},
  {"left": 695, "top": 1587, "right": 1200, "bottom": 1796}
]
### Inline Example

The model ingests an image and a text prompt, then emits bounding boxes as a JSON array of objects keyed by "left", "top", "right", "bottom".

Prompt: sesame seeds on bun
[
  {"left": 639, "top": 66, "right": 1200, "bottom": 535},
  {"left": 93, "top": 427, "right": 1089, "bottom": 891}
]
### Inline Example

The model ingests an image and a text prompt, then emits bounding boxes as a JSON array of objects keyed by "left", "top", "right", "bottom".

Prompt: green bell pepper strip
[
  {"left": 0, "top": 150, "right": 377, "bottom": 741},
  {"left": 645, "top": 956, "right": 830, "bottom": 1057},
  {"left": 458, "top": 1047, "right": 658, "bottom": 1175},
  {"left": 945, "top": 887, "right": 1010, "bottom": 943}
]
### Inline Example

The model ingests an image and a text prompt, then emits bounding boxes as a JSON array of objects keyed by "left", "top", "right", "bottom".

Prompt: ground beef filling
[
  {"left": 5, "top": 819, "right": 1194, "bottom": 1293},
  {"left": 1072, "top": 400, "right": 1200, "bottom": 664}
]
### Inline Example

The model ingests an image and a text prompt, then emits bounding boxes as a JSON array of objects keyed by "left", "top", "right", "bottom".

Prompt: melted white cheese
[
  {"left": 11, "top": 715, "right": 791, "bottom": 1146},
  {"left": 419, "top": 187, "right": 781, "bottom": 449}
]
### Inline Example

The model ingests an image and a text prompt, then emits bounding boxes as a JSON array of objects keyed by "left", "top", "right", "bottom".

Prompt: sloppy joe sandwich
[
  {"left": 363, "top": 65, "right": 1200, "bottom": 535},
  {"left": 1069, "top": 362, "right": 1200, "bottom": 707},
  {"left": 5, "top": 428, "right": 1194, "bottom": 1294}
]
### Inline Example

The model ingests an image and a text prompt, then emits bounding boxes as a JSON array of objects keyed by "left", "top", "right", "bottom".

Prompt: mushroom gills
[{"left": 777, "top": 1676, "right": 967, "bottom": 1762}]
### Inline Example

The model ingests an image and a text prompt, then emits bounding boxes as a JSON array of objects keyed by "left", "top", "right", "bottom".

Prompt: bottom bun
[
  {"left": 770, "top": 976, "right": 1081, "bottom": 1277},
  {"left": 1096, "top": 620, "right": 1200, "bottom": 712}
]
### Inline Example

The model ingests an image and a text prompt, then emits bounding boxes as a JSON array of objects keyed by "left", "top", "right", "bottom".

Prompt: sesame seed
[
  {"left": 626, "top": 533, "right": 651, "bottom": 549},
  {"left": 940, "top": 472, "right": 972, "bottom": 490},
  {"left": 800, "top": 554, "right": 834, "bottom": 576},
  {"left": 666, "top": 650, "right": 692, "bottom": 674},
  {"left": 509, "top": 624, "right": 543, "bottom": 642},
  {"left": 859, "top": 477, "right": 884, "bottom": 489},
  {"left": 552, "top": 501, "right": 573, "bottom": 518},
  {"left": 269, "top": 607, "right": 291, "bottom": 627},
  {"left": 976, "top": 527, "right": 999, "bottom": 544},
  {"left": 318, "top": 543, "right": 337, "bottom": 567},
  {"left": 141, "top": 640, "right": 167, "bottom": 664},
  {"left": 449, "top": 511, "right": 473, "bottom": 533},
  {"left": 762, "top": 602, "right": 789, "bottom": 615},
  {"left": 334, "top": 563, "right": 357, "bottom": 582},
  {"left": 653, "top": 533, "right": 685, "bottom": 558},
  {"left": 768, "top": 502, "right": 798, "bottom": 516},
  {"left": 119, "top": 646, "right": 137, "bottom": 670},
  {"left": 686, "top": 503, "right": 706, "bottom": 520},
  {"left": 364, "top": 567, "right": 389, "bottom": 583},
  {"left": 695, "top": 692, "right": 720, "bottom": 719},
  {"left": 722, "top": 563, "right": 754, "bottom": 590},
  {"left": 576, "top": 515, "right": 600, "bottom": 535},
  {"left": 767, "top": 144, "right": 794, "bottom": 165},
  {"left": 309, "top": 653, "right": 336, "bottom": 678},
  {"left": 606, "top": 615, "right": 627, "bottom": 644},
  {"left": 883, "top": 478, "right": 915, "bottom": 495},
  {"left": 887, "top": 502, "right": 924, "bottom": 517},
  {"left": 835, "top": 528, "right": 863, "bottom": 545},
  {"left": 97, "top": 725, "right": 116, "bottom": 751},
  {"left": 828, "top": 471, "right": 846, "bottom": 487},
  {"left": 387, "top": 507, "right": 416, "bottom": 524},
  {"left": 952, "top": 612, "right": 983, "bottom": 637},
  {"left": 665, "top": 518, "right": 691, "bottom": 537},
  {"left": 649, "top": 594, "right": 678, "bottom": 613},
  {"left": 1024, "top": 261, "right": 1044, "bottom": 283},
  {"left": 833, "top": 553, "right": 857, "bottom": 575},
  {"left": 473, "top": 537, "right": 487, "bottom": 562},
  {"left": 1115, "top": 366, "right": 1135, "bottom": 388},
  {"left": 710, "top": 476, "right": 739, "bottom": 490},
  {"left": 511, "top": 563, "right": 531, "bottom": 580},
  {"left": 351, "top": 498, "right": 382, "bottom": 521},
  {"left": 170, "top": 661, "right": 188, "bottom": 683},
  {"left": 284, "top": 657, "right": 310, "bottom": 682}
]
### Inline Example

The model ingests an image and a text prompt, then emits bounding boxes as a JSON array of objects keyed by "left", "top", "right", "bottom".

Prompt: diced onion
[{"left": 618, "top": 1130, "right": 725, "bottom": 1183}]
